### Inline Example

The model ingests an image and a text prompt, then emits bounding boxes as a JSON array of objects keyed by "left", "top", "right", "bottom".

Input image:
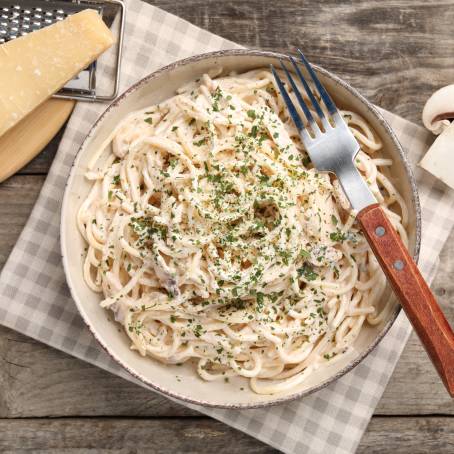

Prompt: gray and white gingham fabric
[{"left": 0, "top": 1, "right": 453, "bottom": 453}]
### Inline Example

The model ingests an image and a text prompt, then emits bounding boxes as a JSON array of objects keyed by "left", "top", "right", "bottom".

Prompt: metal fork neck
[{"left": 336, "top": 163, "right": 376, "bottom": 212}]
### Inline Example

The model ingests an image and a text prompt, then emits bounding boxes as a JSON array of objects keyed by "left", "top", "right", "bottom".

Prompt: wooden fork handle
[{"left": 358, "top": 203, "right": 454, "bottom": 397}]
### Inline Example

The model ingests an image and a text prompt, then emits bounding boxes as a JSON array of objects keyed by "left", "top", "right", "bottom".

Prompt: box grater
[{"left": 0, "top": 0, "right": 125, "bottom": 101}]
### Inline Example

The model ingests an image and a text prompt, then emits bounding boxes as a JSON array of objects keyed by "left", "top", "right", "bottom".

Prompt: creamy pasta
[{"left": 78, "top": 68, "right": 407, "bottom": 394}]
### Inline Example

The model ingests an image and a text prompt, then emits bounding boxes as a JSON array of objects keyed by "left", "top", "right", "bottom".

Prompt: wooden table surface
[{"left": 1, "top": 0, "right": 453, "bottom": 452}]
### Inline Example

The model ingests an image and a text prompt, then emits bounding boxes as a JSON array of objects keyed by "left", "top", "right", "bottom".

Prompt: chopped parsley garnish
[
  {"left": 193, "top": 138, "right": 206, "bottom": 147},
  {"left": 212, "top": 86, "right": 223, "bottom": 112},
  {"left": 297, "top": 264, "right": 318, "bottom": 281},
  {"left": 193, "top": 324, "right": 203, "bottom": 338},
  {"left": 302, "top": 156, "right": 311, "bottom": 166},
  {"left": 247, "top": 109, "right": 256, "bottom": 119},
  {"left": 323, "top": 352, "right": 337, "bottom": 360},
  {"left": 330, "top": 230, "right": 347, "bottom": 242},
  {"left": 256, "top": 292, "right": 264, "bottom": 312}
]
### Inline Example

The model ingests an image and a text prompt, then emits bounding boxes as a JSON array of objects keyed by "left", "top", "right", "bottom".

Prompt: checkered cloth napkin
[{"left": 1, "top": 1, "right": 453, "bottom": 452}]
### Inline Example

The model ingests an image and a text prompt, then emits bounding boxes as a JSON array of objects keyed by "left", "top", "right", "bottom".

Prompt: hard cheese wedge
[{"left": 0, "top": 9, "right": 114, "bottom": 137}]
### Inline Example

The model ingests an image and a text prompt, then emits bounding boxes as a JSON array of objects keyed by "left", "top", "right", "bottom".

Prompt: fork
[{"left": 271, "top": 50, "right": 454, "bottom": 397}]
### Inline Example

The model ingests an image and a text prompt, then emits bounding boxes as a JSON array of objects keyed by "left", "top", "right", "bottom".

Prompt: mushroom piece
[
  {"left": 420, "top": 122, "right": 454, "bottom": 188},
  {"left": 419, "top": 85, "right": 454, "bottom": 189},
  {"left": 422, "top": 84, "right": 454, "bottom": 135}
]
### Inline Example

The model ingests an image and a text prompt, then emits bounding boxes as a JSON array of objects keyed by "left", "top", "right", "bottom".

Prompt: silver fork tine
[
  {"left": 278, "top": 59, "right": 321, "bottom": 136},
  {"left": 297, "top": 49, "right": 340, "bottom": 119},
  {"left": 288, "top": 56, "right": 329, "bottom": 130},
  {"left": 270, "top": 65, "right": 312, "bottom": 144}
]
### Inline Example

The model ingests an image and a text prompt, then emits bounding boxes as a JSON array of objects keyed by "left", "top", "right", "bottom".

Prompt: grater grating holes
[{"left": 0, "top": 4, "right": 70, "bottom": 43}]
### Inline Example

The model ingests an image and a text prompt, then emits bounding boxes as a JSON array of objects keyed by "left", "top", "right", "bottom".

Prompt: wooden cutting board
[{"left": 0, "top": 98, "right": 76, "bottom": 182}]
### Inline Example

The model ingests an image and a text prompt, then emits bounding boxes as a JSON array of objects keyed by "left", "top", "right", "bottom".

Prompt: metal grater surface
[{"left": 0, "top": 0, "right": 105, "bottom": 96}]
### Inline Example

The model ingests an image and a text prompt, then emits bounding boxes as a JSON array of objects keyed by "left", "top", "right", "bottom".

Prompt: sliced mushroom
[
  {"left": 419, "top": 85, "right": 454, "bottom": 189},
  {"left": 420, "top": 121, "right": 454, "bottom": 188},
  {"left": 422, "top": 84, "right": 454, "bottom": 135}
]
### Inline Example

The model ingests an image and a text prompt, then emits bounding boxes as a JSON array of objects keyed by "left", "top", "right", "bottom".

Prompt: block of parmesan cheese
[{"left": 0, "top": 9, "right": 114, "bottom": 137}]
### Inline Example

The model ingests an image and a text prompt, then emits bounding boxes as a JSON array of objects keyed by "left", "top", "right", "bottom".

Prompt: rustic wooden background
[{"left": 1, "top": 0, "right": 453, "bottom": 452}]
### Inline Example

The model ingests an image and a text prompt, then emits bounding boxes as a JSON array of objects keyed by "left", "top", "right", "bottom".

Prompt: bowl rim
[{"left": 61, "top": 48, "right": 421, "bottom": 409}]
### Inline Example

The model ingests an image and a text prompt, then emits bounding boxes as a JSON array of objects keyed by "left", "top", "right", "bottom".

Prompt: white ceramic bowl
[{"left": 61, "top": 49, "right": 421, "bottom": 408}]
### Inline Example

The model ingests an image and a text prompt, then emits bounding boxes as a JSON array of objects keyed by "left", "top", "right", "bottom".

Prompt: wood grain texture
[
  {"left": 358, "top": 417, "right": 454, "bottom": 454},
  {"left": 0, "top": 418, "right": 278, "bottom": 453},
  {"left": 358, "top": 203, "right": 454, "bottom": 397},
  {"left": 1, "top": 0, "right": 454, "bottom": 452},
  {"left": 0, "top": 417, "right": 452, "bottom": 453}
]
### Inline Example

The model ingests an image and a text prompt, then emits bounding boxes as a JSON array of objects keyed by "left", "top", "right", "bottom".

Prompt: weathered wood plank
[
  {"left": 0, "top": 417, "right": 277, "bottom": 453},
  {"left": 358, "top": 416, "right": 454, "bottom": 454},
  {"left": 0, "top": 416, "right": 452, "bottom": 453}
]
